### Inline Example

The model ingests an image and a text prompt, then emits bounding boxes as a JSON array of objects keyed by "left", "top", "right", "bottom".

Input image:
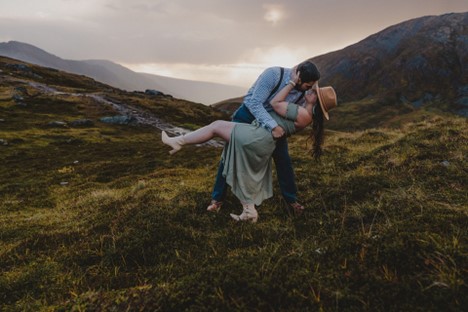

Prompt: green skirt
[{"left": 222, "top": 121, "right": 276, "bottom": 205}]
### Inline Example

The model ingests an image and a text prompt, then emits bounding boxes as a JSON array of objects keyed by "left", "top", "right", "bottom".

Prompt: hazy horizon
[{"left": 1, "top": 0, "right": 467, "bottom": 88}]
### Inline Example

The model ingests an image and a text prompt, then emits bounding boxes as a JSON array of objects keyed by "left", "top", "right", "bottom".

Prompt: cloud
[
  {"left": 1, "top": 0, "right": 467, "bottom": 86},
  {"left": 124, "top": 45, "right": 311, "bottom": 88}
]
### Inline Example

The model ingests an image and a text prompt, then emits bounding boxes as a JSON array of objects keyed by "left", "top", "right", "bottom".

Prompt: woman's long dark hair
[{"left": 310, "top": 101, "right": 325, "bottom": 160}]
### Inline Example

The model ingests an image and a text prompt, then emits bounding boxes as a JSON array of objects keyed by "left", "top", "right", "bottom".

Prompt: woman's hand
[{"left": 271, "top": 126, "right": 285, "bottom": 139}]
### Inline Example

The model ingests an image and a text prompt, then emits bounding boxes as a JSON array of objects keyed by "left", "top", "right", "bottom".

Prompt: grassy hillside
[
  {"left": 211, "top": 96, "right": 244, "bottom": 115},
  {"left": 1, "top": 57, "right": 467, "bottom": 311}
]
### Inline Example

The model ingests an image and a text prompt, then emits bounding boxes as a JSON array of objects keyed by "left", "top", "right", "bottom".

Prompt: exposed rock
[
  {"left": 6, "top": 63, "right": 32, "bottom": 72},
  {"left": 99, "top": 115, "right": 136, "bottom": 125},
  {"left": 47, "top": 121, "right": 68, "bottom": 128},
  {"left": 12, "top": 94, "right": 24, "bottom": 102},
  {"left": 145, "top": 89, "right": 163, "bottom": 96},
  {"left": 0, "top": 139, "right": 8, "bottom": 146},
  {"left": 69, "top": 119, "right": 94, "bottom": 127},
  {"left": 14, "top": 86, "right": 28, "bottom": 94},
  {"left": 440, "top": 160, "right": 450, "bottom": 167}
]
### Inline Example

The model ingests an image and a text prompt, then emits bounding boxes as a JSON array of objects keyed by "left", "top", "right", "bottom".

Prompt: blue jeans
[{"left": 211, "top": 104, "right": 298, "bottom": 203}]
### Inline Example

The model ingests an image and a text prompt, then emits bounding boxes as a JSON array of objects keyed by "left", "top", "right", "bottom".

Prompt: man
[{"left": 207, "top": 60, "right": 321, "bottom": 215}]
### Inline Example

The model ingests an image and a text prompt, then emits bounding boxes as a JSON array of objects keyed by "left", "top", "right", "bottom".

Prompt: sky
[{"left": 1, "top": 0, "right": 467, "bottom": 88}]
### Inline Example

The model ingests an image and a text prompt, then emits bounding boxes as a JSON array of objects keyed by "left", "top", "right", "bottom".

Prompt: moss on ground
[{"left": 1, "top": 56, "right": 467, "bottom": 311}]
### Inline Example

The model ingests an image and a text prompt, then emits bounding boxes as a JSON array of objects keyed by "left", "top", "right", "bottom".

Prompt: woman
[{"left": 162, "top": 71, "right": 337, "bottom": 223}]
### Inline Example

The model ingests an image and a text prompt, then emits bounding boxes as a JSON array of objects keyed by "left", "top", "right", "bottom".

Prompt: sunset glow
[
  {"left": 1, "top": 0, "right": 467, "bottom": 87},
  {"left": 264, "top": 5, "right": 285, "bottom": 25}
]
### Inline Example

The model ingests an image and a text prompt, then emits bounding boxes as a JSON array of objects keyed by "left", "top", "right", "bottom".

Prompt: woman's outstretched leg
[{"left": 162, "top": 120, "right": 235, "bottom": 155}]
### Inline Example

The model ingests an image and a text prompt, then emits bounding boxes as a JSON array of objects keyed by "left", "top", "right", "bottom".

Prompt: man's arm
[
  {"left": 269, "top": 68, "right": 313, "bottom": 129},
  {"left": 244, "top": 67, "right": 281, "bottom": 131}
]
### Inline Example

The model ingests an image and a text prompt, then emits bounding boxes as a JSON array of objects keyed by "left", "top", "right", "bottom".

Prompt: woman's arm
[
  {"left": 270, "top": 71, "right": 315, "bottom": 129},
  {"left": 269, "top": 69, "right": 299, "bottom": 117}
]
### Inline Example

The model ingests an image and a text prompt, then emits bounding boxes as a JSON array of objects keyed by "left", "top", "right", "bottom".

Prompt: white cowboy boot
[
  {"left": 161, "top": 131, "right": 185, "bottom": 155},
  {"left": 230, "top": 203, "right": 258, "bottom": 223}
]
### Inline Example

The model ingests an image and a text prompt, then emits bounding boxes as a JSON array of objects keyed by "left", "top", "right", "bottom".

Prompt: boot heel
[
  {"left": 230, "top": 213, "right": 258, "bottom": 223},
  {"left": 162, "top": 131, "right": 183, "bottom": 154},
  {"left": 230, "top": 204, "right": 258, "bottom": 223}
]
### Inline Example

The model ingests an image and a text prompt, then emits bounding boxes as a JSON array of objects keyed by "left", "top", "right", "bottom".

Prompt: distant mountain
[
  {"left": 211, "top": 96, "right": 244, "bottom": 115},
  {"left": 0, "top": 55, "right": 227, "bottom": 130},
  {"left": 0, "top": 41, "right": 246, "bottom": 104},
  {"left": 311, "top": 12, "right": 467, "bottom": 115}
]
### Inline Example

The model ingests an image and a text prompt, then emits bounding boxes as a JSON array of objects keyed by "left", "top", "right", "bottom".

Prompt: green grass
[{"left": 0, "top": 57, "right": 467, "bottom": 311}]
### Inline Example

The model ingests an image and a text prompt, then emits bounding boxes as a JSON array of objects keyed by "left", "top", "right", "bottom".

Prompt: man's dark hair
[{"left": 298, "top": 61, "right": 320, "bottom": 83}]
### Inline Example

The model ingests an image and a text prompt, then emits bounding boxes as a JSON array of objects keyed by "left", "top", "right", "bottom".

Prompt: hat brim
[{"left": 315, "top": 83, "right": 330, "bottom": 120}]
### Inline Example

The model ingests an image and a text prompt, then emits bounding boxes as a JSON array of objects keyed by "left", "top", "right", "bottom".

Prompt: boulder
[
  {"left": 145, "top": 89, "right": 163, "bottom": 96},
  {"left": 69, "top": 119, "right": 94, "bottom": 127},
  {"left": 47, "top": 121, "right": 68, "bottom": 128},
  {"left": 99, "top": 115, "right": 136, "bottom": 125}
]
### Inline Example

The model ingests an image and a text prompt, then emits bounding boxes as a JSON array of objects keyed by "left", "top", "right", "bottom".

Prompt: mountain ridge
[
  {"left": 0, "top": 40, "right": 247, "bottom": 105},
  {"left": 311, "top": 12, "right": 467, "bottom": 114}
]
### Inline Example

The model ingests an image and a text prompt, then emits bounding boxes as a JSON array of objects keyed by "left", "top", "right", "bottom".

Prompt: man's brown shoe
[
  {"left": 288, "top": 202, "right": 305, "bottom": 216},
  {"left": 207, "top": 200, "right": 223, "bottom": 212}
]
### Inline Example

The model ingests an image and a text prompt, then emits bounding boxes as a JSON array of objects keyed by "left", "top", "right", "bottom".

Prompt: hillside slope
[
  {"left": 0, "top": 55, "right": 467, "bottom": 311},
  {"left": 0, "top": 55, "right": 227, "bottom": 128},
  {"left": 311, "top": 12, "right": 467, "bottom": 114},
  {"left": 0, "top": 41, "right": 247, "bottom": 104}
]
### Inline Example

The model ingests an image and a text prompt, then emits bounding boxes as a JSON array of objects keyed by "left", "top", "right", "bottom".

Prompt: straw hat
[{"left": 315, "top": 84, "right": 337, "bottom": 120}]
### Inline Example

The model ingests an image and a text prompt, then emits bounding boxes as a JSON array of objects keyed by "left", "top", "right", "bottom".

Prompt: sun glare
[
  {"left": 121, "top": 44, "right": 310, "bottom": 89},
  {"left": 264, "top": 5, "right": 284, "bottom": 25}
]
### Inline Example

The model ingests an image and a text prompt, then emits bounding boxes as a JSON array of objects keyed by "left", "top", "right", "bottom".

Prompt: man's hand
[
  {"left": 271, "top": 126, "right": 285, "bottom": 139},
  {"left": 290, "top": 66, "right": 300, "bottom": 85}
]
